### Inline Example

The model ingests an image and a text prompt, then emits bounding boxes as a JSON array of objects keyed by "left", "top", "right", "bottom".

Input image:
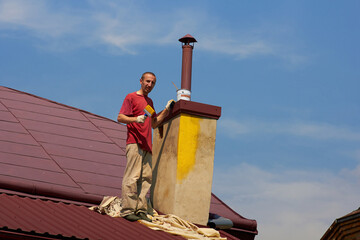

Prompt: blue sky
[{"left": 1, "top": 0, "right": 359, "bottom": 239}]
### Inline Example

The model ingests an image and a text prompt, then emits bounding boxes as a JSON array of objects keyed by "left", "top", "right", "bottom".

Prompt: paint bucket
[{"left": 177, "top": 89, "right": 191, "bottom": 101}]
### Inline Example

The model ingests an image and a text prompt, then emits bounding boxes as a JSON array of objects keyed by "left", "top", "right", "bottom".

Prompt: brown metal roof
[
  {"left": 0, "top": 86, "right": 127, "bottom": 203},
  {"left": 0, "top": 85, "right": 257, "bottom": 239},
  {"left": 0, "top": 193, "right": 187, "bottom": 240}
]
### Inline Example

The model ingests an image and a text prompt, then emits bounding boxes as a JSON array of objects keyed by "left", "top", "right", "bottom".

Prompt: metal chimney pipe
[{"left": 179, "top": 34, "right": 197, "bottom": 92}]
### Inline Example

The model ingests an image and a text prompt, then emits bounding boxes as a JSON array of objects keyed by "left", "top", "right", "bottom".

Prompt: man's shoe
[
  {"left": 124, "top": 214, "right": 141, "bottom": 222},
  {"left": 137, "top": 212, "right": 152, "bottom": 222}
]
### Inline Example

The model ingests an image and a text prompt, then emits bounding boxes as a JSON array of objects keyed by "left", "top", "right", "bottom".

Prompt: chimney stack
[
  {"left": 179, "top": 34, "right": 197, "bottom": 92},
  {"left": 177, "top": 34, "right": 197, "bottom": 101},
  {"left": 151, "top": 34, "right": 221, "bottom": 226}
]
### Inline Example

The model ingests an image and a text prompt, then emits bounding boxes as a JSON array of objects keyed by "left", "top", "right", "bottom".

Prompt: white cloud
[
  {"left": 219, "top": 118, "right": 360, "bottom": 141},
  {"left": 212, "top": 162, "right": 360, "bottom": 240},
  {"left": 200, "top": 36, "right": 274, "bottom": 58},
  {"left": 0, "top": 0, "right": 83, "bottom": 37},
  {"left": 0, "top": 0, "right": 294, "bottom": 60},
  {"left": 91, "top": 3, "right": 156, "bottom": 52}
]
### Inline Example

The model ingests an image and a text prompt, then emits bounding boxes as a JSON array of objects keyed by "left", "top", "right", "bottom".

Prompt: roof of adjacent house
[
  {"left": 0, "top": 86, "right": 257, "bottom": 240},
  {"left": 321, "top": 207, "right": 360, "bottom": 240}
]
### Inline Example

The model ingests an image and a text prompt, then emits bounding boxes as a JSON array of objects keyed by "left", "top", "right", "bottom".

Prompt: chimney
[
  {"left": 151, "top": 34, "right": 221, "bottom": 225},
  {"left": 177, "top": 34, "right": 197, "bottom": 101},
  {"left": 179, "top": 34, "right": 197, "bottom": 96}
]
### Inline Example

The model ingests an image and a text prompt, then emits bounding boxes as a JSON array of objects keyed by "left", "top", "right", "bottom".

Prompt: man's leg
[
  {"left": 120, "top": 144, "right": 142, "bottom": 220},
  {"left": 136, "top": 150, "right": 152, "bottom": 213},
  {"left": 135, "top": 150, "right": 152, "bottom": 222}
]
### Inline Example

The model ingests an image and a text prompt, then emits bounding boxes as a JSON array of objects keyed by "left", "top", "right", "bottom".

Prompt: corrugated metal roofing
[
  {"left": 0, "top": 193, "right": 187, "bottom": 240},
  {"left": 0, "top": 86, "right": 257, "bottom": 239}
]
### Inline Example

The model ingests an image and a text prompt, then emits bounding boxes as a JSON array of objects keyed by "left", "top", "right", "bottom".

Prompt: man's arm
[
  {"left": 151, "top": 109, "right": 169, "bottom": 129},
  {"left": 151, "top": 100, "right": 174, "bottom": 129},
  {"left": 118, "top": 113, "right": 146, "bottom": 124}
]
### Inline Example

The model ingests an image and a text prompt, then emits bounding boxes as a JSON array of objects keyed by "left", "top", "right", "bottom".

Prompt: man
[{"left": 117, "top": 72, "right": 173, "bottom": 222}]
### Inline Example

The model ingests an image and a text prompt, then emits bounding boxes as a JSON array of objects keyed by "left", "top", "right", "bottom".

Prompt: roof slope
[
  {"left": 0, "top": 85, "right": 127, "bottom": 203},
  {"left": 0, "top": 193, "right": 187, "bottom": 240},
  {"left": 0, "top": 86, "right": 257, "bottom": 239}
]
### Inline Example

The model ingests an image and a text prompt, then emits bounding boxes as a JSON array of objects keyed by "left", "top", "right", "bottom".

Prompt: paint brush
[{"left": 143, "top": 105, "right": 155, "bottom": 117}]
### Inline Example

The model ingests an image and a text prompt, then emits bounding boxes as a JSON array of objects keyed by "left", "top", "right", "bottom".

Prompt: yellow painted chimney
[{"left": 151, "top": 100, "right": 221, "bottom": 225}]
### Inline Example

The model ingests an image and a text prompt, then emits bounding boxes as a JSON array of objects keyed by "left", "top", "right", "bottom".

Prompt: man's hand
[
  {"left": 165, "top": 99, "right": 175, "bottom": 110},
  {"left": 136, "top": 115, "right": 147, "bottom": 123}
]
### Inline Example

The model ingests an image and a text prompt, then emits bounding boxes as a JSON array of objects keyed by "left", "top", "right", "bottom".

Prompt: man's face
[{"left": 140, "top": 73, "right": 156, "bottom": 95}]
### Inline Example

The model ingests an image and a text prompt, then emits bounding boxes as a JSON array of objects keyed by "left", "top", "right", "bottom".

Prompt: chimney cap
[{"left": 179, "top": 34, "right": 197, "bottom": 44}]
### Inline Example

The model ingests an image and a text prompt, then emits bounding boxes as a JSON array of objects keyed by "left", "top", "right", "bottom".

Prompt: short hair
[{"left": 141, "top": 72, "right": 156, "bottom": 80}]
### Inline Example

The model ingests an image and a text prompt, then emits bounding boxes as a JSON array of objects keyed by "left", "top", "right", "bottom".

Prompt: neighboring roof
[
  {"left": 0, "top": 86, "right": 257, "bottom": 239},
  {"left": 321, "top": 207, "right": 360, "bottom": 240}
]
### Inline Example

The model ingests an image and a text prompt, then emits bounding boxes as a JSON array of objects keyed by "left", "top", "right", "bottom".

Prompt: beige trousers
[{"left": 120, "top": 143, "right": 152, "bottom": 216}]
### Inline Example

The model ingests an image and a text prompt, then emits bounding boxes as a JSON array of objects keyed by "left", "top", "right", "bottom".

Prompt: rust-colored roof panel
[
  {"left": 0, "top": 102, "right": 7, "bottom": 111},
  {"left": 52, "top": 155, "right": 125, "bottom": 175},
  {"left": 66, "top": 170, "right": 122, "bottom": 188},
  {"left": 30, "top": 131, "right": 124, "bottom": 155},
  {"left": 109, "top": 137, "right": 127, "bottom": 149},
  {"left": 0, "top": 110, "right": 18, "bottom": 122},
  {"left": 0, "top": 152, "right": 60, "bottom": 172},
  {"left": 0, "top": 130, "right": 38, "bottom": 145},
  {"left": 1, "top": 99, "right": 86, "bottom": 121},
  {"left": 98, "top": 126, "right": 128, "bottom": 139},
  {"left": 78, "top": 183, "right": 122, "bottom": 196},
  {"left": 0, "top": 86, "right": 69, "bottom": 109},
  {"left": 41, "top": 143, "right": 123, "bottom": 164},
  {"left": 19, "top": 119, "right": 110, "bottom": 142},
  {"left": 0, "top": 163, "right": 77, "bottom": 187},
  {"left": 11, "top": 109, "right": 99, "bottom": 131},
  {"left": 84, "top": 113, "right": 127, "bottom": 131},
  {"left": 0, "top": 141, "right": 50, "bottom": 159},
  {"left": 0, "top": 120, "right": 28, "bottom": 133},
  {"left": 0, "top": 175, "right": 82, "bottom": 198},
  {"left": 0, "top": 193, "right": 186, "bottom": 240}
]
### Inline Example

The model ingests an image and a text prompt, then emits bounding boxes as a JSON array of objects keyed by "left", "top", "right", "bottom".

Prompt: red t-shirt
[{"left": 119, "top": 92, "right": 156, "bottom": 153}]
